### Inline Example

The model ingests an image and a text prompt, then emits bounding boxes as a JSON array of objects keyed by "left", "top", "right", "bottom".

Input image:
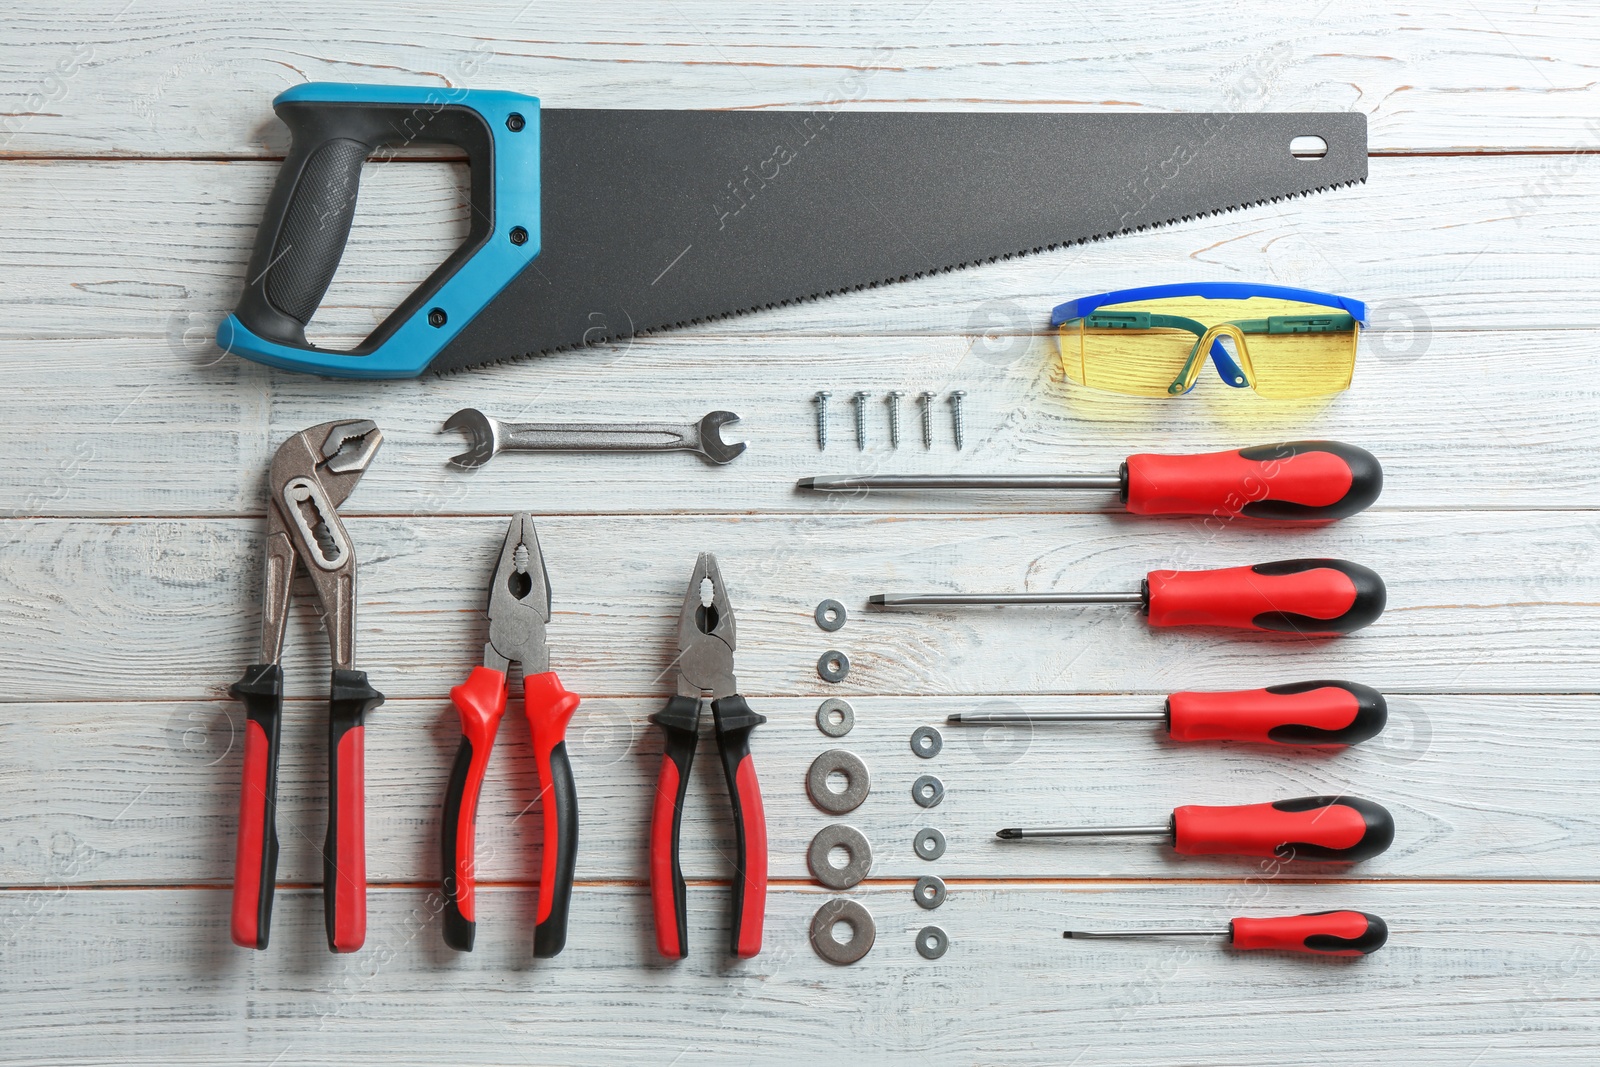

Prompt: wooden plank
[
  {"left": 1, "top": 693, "right": 1594, "bottom": 886},
  {"left": 1, "top": 883, "right": 1596, "bottom": 1065},
  {"left": 1, "top": 153, "right": 1596, "bottom": 347},
  {"left": 3, "top": 511, "right": 1599, "bottom": 705},
  {"left": 2, "top": 1, "right": 1598, "bottom": 156}
]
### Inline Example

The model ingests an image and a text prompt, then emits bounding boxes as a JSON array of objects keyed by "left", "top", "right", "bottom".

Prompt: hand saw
[{"left": 217, "top": 84, "right": 1366, "bottom": 379}]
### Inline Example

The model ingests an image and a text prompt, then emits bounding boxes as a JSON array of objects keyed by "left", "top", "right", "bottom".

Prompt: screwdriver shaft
[
  {"left": 996, "top": 825, "right": 1170, "bottom": 840},
  {"left": 1064, "top": 929, "right": 1223, "bottom": 939},
  {"left": 800, "top": 474, "right": 1123, "bottom": 491},
  {"left": 949, "top": 711, "right": 1166, "bottom": 724},
  {"left": 871, "top": 591, "right": 1143, "bottom": 607}
]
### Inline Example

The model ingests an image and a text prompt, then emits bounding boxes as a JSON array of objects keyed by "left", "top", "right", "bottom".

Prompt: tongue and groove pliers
[
  {"left": 649, "top": 553, "right": 768, "bottom": 959},
  {"left": 441, "top": 514, "right": 582, "bottom": 956},
  {"left": 231, "top": 419, "right": 385, "bottom": 953}
]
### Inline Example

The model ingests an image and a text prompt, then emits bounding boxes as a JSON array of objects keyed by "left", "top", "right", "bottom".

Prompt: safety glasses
[{"left": 1050, "top": 283, "right": 1365, "bottom": 400}]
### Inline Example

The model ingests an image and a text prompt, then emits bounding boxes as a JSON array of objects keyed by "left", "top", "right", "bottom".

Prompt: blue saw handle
[{"left": 216, "top": 83, "right": 541, "bottom": 379}]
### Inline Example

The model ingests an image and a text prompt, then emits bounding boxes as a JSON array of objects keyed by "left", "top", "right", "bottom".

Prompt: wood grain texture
[
  {"left": 3, "top": 510, "right": 1600, "bottom": 704},
  {"left": 0, "top": 694, "right": 1592, "bottom": 886},
  {"left": 1, "top": 884, "right": 1597, "bottom": 1066},
  {"left": 2, "top": 3, "right": 1598, "bottom": 1063},
  {"left": 1, "top": 1, "right": 1598, "bottom": 156}
]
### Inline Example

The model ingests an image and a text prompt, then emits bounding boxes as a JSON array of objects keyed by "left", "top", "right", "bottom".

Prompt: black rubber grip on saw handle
[{"left": 233, "top": 98, "right": 496, "bottom": 352}]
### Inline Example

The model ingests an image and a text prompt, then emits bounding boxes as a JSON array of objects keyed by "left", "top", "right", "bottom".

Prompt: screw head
[
  {"left": 889, "top": 390, "right": 906, "bottom": 400},
  {"left": 509, "top": 226, "right": 528, "bottom": 245},
  {"left": 950, "top": 389, "right": 967, "bottom": 399},
  {"left": 427, "top": 308, "right": 448, "bottom": 327},
  {"left": 814, "top": 390, "right": 831, "bottom": 401},
  {"left": 506, "top": 113, "right": 526, "bottom": 132}
]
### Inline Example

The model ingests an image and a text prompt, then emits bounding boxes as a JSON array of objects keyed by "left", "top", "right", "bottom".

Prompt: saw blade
[{"left": 431, "top": 111, "right": 1365, "bottom": 373}]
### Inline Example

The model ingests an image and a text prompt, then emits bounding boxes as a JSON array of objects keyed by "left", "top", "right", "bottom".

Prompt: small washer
[
  {"left": 806, "top": 749, "right": 871, "bottom": 814},
  {"left": 913, "top": 875, "right": 947, "bottom": 910},
  {"left": 810, "top": 899, "right": 876, "bottom": 965},
  {"left": 913, "top": 827, "right": 946, "bottom": 861},
  {"left": 818, "top": 650, "right": 850, "bottom": 683},
  {"left": 910, "top": 725, "right": 943, "bottom": 759},
  {"left": 911, "top": 774, "right": 945, "bottom": 809},
  {"left": 814, "top": 599, "right": 847, "bottom": 632},
  {"left": 916, "top": 925, "right": 949, "bottom": 960},
  {"left": 807, "top": 824, "right": 873, "bottom": 890},
  {"left": 816, "top": 698, "right": 855, "bottom": 738}
]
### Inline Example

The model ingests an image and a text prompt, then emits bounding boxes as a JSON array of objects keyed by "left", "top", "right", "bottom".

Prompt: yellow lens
[{"left": 1062, "top": 295, "right": 1356, "bottom": 400}]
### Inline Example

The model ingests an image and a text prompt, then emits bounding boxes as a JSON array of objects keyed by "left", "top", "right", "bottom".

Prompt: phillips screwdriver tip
[{"left": 995, "top": 828, "right": 1022, "bottom": 839}]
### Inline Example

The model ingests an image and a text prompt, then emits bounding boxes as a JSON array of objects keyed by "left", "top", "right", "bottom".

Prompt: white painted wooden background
[{"left": 3, "top": 2, "right": 1599, "bottom": 1064}]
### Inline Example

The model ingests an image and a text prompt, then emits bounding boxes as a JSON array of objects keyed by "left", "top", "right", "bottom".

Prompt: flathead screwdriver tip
[
  {"left": 867, "top": 594, "right": 887, "bottom": 606},
  {"left": 946, "top": 713, "right": 963, "bottom": 723},
  {"left": 795, "top": 477, "right": 816, "bottom": 489}
]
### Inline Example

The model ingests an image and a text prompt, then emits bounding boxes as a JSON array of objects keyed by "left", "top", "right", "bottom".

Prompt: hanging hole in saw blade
[
  {"left": 302, "top": 156, "right": 472, "bottom": 351},
  {"left": 1289, "top": 135, "right": 1328, "bottom": 159}
]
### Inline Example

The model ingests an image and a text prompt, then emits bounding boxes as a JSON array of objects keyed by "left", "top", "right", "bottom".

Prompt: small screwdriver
[
  {"left": 1064, "top": 911, "right": 1388, "bottom": 956},
  {"left": 997, "top": 795, "right": 1395, "bottom": 862},
  {"left": 799, "top": 440, "right": 1381, "bottom": 522},
  {"left": 948, "top": 680, "right": 1387, "bottom": 746},
  {"left": 871, "top": 558, "right": 1386, "bottom": 635}
]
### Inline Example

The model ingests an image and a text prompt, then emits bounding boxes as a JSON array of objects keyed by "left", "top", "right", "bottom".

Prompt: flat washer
[
  {"left": 913, "top": 827, "right": 946, "bottom": 861},
  {"left": 916, "top": 925, "right": 949, "bottom": 960},
  {"left": 807, "top": 824, "right": 873, "bottom": 890},
  {"left": 911, "top": 774, "right": 945, "bottom": 809},
  {"left": 816, "top": 698, "right": 855, "bottom": 738},
  {"left": 814, "top": 599, "right": 847, "bottom": 632},
  {"left": 810, "top": 899, "right": 876, "bottom": 965},
  {"left": 910, "top": 725, "right": 943, "bottom": 759},
  {"left": 914, "top": 875, "right": 947, "bottom": 910},
  {"left": 818, "top": 650, "right": 850, "bottom": 683},
  {"left": 806, "top": 749, "right": 871, "bottom": 814}
]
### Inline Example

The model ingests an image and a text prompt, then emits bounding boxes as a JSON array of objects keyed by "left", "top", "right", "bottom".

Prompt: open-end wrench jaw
[
  {"left": 696, "top": 412, "right": 746, "bottom": 465},
  {"left": 443, "top": 408, "right": 501, "bottom": 469}
]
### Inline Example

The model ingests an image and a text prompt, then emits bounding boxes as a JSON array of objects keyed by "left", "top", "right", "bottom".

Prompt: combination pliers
[
  {"left": 441, "top": 513, "right": 582, "bottom": 956},
  {"left": 649, "top": 553, "right": 768, "bottom": 959},
  {"left": 231, "top": 419, "right": 385, "bottom": 953}
]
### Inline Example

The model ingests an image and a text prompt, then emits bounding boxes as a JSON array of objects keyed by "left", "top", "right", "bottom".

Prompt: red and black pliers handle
[
  {"left": 441, "top": 665, "right": 580, "bottom": 956},
  {"left": 649, "top": 694, "right": 768, "bottom": 960}
]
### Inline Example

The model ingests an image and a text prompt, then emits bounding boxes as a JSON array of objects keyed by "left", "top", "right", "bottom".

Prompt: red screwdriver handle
[
  {"left": 1166, "top": 680, "right": 1387, "bottom": 746},
  {"left": 524, "top": 671, "right": 581, "bottom": 959},
  {"left": 325, "top": 669, "right": 383, "bottom": 953},
  {"left": 440, "top": 665, "right": 508, "bottom": 951},
  {"left": 711, "top": 695, "right": 768, "bottom": 959},
  {"left": 1173, "top": 795, "right": 1394, "bottom": 862},
  {"left": 1231, "top": 911, "right": 1388, "bottom": 955},
  {"left": 1144, "top": 558, "right": 1385, "bottom": 634},
  {"left": 230, "top": 663, "right": 284, "bottom": 950},
  {"left": 1123, "top": 441, "right": 1381, "bottom": 521}
]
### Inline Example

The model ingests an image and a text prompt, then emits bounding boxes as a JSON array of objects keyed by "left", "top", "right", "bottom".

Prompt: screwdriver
[
  {"left": 799, "top": 440, "right": 1381, "bottom": 522},
  {"left": 1064, "top": 911, "right": 1388, "bottom": 956},
  {"left": 996, "top": 795, "right": 1395, "bottom": 862},
  {"left": 871, "top": 558, "right": 1386, "bottom": 635},
  {"left": 948, "top": 680, "right": 1387, "bottom": 746}
]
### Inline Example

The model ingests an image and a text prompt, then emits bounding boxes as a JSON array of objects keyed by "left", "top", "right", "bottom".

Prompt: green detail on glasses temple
[{"left": 1050, "top": 283, "right": 1365, "bottom": 400}]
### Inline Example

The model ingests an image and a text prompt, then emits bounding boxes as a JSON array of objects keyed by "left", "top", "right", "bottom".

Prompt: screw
[
  {"left": 919, "top": 391, "right": 936, "bottom": 449},
  {"left": 853, "top": 390, "right": 870, "bottom": 450},
  {"left": 813, "top": 390, "right": 831, "bottom": 450},
  {"left": 427, "top": 308, "right": 448, "bottom": 328},
  {"left": 950, "top": 390, "right": 967, "bottom": 450},
  {"left": 887, "top": 390, "right": 906, "bottom": 448}
]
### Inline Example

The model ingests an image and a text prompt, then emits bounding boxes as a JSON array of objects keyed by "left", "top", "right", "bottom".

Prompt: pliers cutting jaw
[
  {"left": 650, "top": 553, "right": 768, "bottom": 960},
  {"left": 231, "top": 420, "right": 385, "bottom": 954},
  {"left": 441, "top": 514, "right": 581, "bottom": 957}
]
